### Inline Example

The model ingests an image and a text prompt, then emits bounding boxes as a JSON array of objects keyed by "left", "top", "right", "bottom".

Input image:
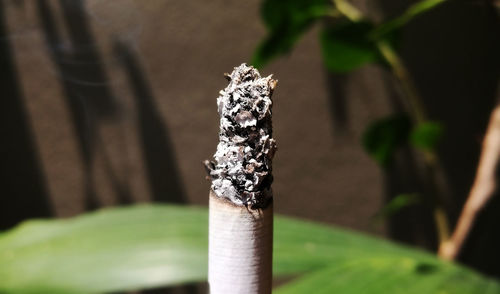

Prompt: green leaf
[
  {"left": 410, "top": 121, "right": 443, "bottom": 151},
  {"left": 276, "top": 259, "right": 500, "bottom": 294},
  {"left": 0, "top": 205, "right": 208, "bottom": 294},
  {"left": 373, "top": 193, "right": 420, "bottom": 221},
  {"left": 362, "top": 115, "right": 412, "bottom": 166},
  {"left": 320, "top": 21, "right": 381, "bottom": 72},
  {"left": 1, "top": 205, "right": 499, "bottom": 294},
  {"left": 251, "top": 0, "right": 331, "bottom": 68},
  {"left": 260, "top": 0, "right": 330, "bottom": 31}
]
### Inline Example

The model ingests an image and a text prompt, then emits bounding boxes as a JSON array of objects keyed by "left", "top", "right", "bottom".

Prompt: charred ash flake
[{"left": 205, "top": 63, "right": 277, "bottom": 209}]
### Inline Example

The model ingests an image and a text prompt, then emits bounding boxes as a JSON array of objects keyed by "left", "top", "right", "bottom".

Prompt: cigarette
[{"left": 205, "top": 63, "right": 277, "bottom": 294}]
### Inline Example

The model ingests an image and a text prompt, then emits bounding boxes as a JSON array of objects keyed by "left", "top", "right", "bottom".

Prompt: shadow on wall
[
  {"left": 37, "top": 0, "right": 128, "bottom": 209},
  {"left": 113, "top": 40, "right": 186, "bottom": 204},
  {"left": 35, "top": 0, "right": 187, "bottom": 210},
  {"left": 325, "top": 73, "right": 349, "bottom": 132},
  {"left": 0, "top": 1, "right": 52, "bottom": 230},
  {"left": 1, "top": 2, "right": 190, "bottom": 226}
]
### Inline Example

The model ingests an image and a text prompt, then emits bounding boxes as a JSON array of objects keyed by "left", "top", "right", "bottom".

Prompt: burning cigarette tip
[{"left": 208, "top": 63, "right": 277, "bottom": 209}]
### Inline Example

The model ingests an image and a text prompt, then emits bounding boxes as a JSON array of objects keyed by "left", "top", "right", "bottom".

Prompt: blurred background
[{"left": 0, "top": 0, "right": 499, "bottom": 292}]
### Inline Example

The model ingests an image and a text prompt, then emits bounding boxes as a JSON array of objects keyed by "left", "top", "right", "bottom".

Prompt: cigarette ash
[{"left": 205, "top": 63, "right": 277, "bottom": 209}]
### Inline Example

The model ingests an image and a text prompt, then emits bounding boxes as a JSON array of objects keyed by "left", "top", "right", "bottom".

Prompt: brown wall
[{"left": 1, "top": 0, "right": 499, "bottom": 280}]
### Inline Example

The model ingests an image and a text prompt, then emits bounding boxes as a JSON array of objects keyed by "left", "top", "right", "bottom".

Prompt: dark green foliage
[
  {"left": 362, "top": 115, "right": 412, "bottom": 166},
  {"left": 259, "top": 0, "right": 329, "bottom": 30},
  {"left": 320, "top": 21, "right": 381, "bottom": 72},
  {"left": 253, "top": 0, "right": 448, "bottom": 71},
  {"left": 410, "top": 121, "right": 443, "bottom": 151},
  {"left": 251, "top": 0, "right": 330, "bottom": 68}
]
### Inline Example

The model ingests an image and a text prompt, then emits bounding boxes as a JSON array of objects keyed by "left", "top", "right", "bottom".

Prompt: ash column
[{"left": 205, "top": 64, "right": 277, "bottom": 294}]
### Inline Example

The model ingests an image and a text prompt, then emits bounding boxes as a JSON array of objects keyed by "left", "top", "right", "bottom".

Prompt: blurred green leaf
[
  {"left": 373, "top": 193, "right": 420, "bottom": 221},
  {"left": 252, "top": 0, "right": 330, "bottom": 68},
  {"left": 276, "top": 259, "right": 500, "bottom": 294},
  {"left": 362, "top": 115, "right": 412, "bottom": 166},
  {"left": 0, "top": 205, "right": 208, "bottom": 294},
  {"left": 320, "top": 21, "right": 381, "bottom": 72},
  {"left": 1, "top": 205, "right": 499, "bottom": 294},
  {"left": 410, "top": 121, "right": 443, "bottom": 151}
]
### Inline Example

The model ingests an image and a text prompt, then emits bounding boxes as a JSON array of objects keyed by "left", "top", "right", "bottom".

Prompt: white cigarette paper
[
  {"left": 206, "top": 64, "right": 277, "bottom": 294},
  {"left": 209, "top": 191, "right": 273, "bottom": 294}
]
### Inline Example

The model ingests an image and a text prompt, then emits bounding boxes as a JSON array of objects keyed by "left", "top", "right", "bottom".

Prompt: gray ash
[{"left": 205, "top": 63, "right": 277, "bottom": 209}]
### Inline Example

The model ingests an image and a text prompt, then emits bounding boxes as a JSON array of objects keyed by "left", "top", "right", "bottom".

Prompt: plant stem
[
  {"left": 332, "top": 0, "right": 363, "bottom": 21},
  {"left": 378, "top": 39, "right": 451, "bottom": 247},
  {"left": 375, "top": 41, "right": 426, "bottom": 124},
  {"left": 439, "top": 106, "right": 500, "bottom": 260}
]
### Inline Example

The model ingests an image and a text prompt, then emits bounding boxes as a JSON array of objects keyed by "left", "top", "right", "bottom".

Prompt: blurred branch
[
  {"left": 439, "top": 106, "right": 500, "bottom": 260},
  {"left": 376, "top": 41, "right": 426, "bottom": 123},
  {"left": 331, "top": 0, "right": 363, "bottom": 21}
]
